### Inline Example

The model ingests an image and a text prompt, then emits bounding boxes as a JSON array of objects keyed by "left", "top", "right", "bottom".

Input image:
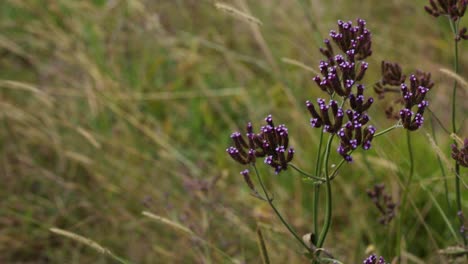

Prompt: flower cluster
[
  {"left": 363, "top": 254, "right": 388, "bottom": 264},
  {"left": 425, "top": 0, "right": 468, "bottom": 41},
  {"left": 226, "top": 115, "right": 294, "bottom": 174},
  {"left": 308, "top": 19, "right": 376, "bottom": 162},
  {"left": 380, "top": 61, "right": 406, "bottom": 87},
  {"left": 314, "top": 19, "right": 371, "bottom": 96},
  {"left": 328, "top": 19, "right": 372, "bottom": 60},
  {"left": 337, "top": 118, "right": 376, "bottom": 162},
  {"left": 375, "top": 62, "right": 434, "bottom": 131},
  {"left": 399, "top": 71, "right": 434, "bottom": 130},
  {"left": 367, "top": 184, "right": 397, "bottom": 225},
  {"left": 350, "top": 84, "right": 374, "bottom": 114},
  {"left": 424, "top": 0, "right": 467, "bottom": 20},
  {"left": 306, "top": 99, "right": 344, "bottom": 133},
  {"left": 451, "top": 138, "right": 468, "bottom": 167}
]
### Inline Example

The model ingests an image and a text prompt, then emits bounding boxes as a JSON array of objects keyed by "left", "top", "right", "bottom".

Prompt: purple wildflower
[{"left": 226, "top": 115, "right": 294, "bottom": 174}]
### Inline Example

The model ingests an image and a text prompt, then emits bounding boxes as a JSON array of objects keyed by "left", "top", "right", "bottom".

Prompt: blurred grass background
[{"left": 0, "top": 0, "right": 467, "bottom": 263}]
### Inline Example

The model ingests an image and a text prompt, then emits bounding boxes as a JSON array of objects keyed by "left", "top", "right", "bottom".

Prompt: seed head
[
  {"left": 456, "top": 26, "right": 468, "bottom": 41},
  {"left": 381, "top": 61, "right": 406, "bottom": 86},
  {"left": 425, "top": 0, "right": 468, "bottom": 21},
  {"left": 367, "top": 184, "right": 397, "bottom": 225},
  {"left": 451, "top": 138, "right": 468, "bottom": 167}
]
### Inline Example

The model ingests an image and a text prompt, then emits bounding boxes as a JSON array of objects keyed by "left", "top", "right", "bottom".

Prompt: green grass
[{"left": 0, "top": 0, "right": 466, "bottom": 263}]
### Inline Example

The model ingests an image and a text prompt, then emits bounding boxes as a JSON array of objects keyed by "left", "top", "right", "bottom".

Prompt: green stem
[
  {"left": 316, "top": 134, "right": 335, "bottom": 248},
  {"left": 406, "top": 131, "right": 414, "bottom": 183},
  {"left": 449, "top": 19, "right": 459, "bottom": 134},
  {"left": 252, "top": 165, "right": 313, "bottom": 254},
  {"left": 289, "top": 163, "right": 325, "bottom": 182},
  {"left": 327, "top": 124, "right": 399, "bottom": 182},
  {"left": 313, "top": 185, "right": 320, "bottom": 246},
  {"left": 396, "top": 130, "right": 415, "bottom": 257},
  {"left": 455, "top": 164, "right": 467, "bottom": 245},
  {"left": 329, "top": 156, "right": 348, "bottom": 181},
  {"left": 374, "top": 123, "right": 401, "bottom": 138},
  {"left": 449, "top": 18, "right": 466, "bottom": 247},
  {"left": 313, "top": 129, "right": 325, "bottom": 244}
]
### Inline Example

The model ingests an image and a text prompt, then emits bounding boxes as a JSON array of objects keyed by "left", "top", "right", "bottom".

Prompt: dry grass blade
[
  {"left": 440, "top": 68, "right": 468, "bottom": 92},
  {"left": 142, "top": 211, "right": 194, "bottom": 236},
  {"left": 425, "top": 133, "right": 452, "bottom": 170},
  {"left": 450, "top": 133, "right": 464, "bottom": 146},
  {"left": 0, "top": 35, "right": 37, "bottom": 64},
  {"left": 426, "top": 133, "right": 468, "bottom": 189},
  {"left": 102, "top": 98, "right": 201, "bottom": 176},
  {"left": 0, "top": 80, "right": 53, "bottom": 107},
  {"left": 112, "top": 88, "right": 244, "bottom": 101},
  {"left": 401, "top": 251, "right": 427, "bottom": 264},
  {"left": 76, "top": 127, "right": 101, "bottom": 149},
  {"left": 64, "top": 151, "right": 94, "bottom": 166},
  {"left": 215, "top": 2, "right": 263, "bottom": 25},
  {"left": 281, "top": 57, "right": 320, "bottom": 75},
  {"left": 142, "top": 211, "right": 241, "bottom": 263},
  {"left": 49, "top": 228, "right": 130, "bottom": 264}
]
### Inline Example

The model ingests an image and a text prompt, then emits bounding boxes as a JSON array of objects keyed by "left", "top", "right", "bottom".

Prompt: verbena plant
[{"left": 226, "top": 1, "right": 468, "bottom": 263}]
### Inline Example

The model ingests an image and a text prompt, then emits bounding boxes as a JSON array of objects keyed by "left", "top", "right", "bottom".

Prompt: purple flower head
[
  {"left": 227, "top": 115, "right": 294, "bottom": 174},
  {"left": 306, "top": 99, "right": 344, "bottom": 134},
  {"left": 349, "top": 84, "right": 374, "bottom": 113},
  {"left": 240, "top": 169, "right": 256, "bottom": 192},
  {"left": 336, "top": 112, "right": 376, "bottom": 162},
  {"left": 314, "top": 19, "right": 372, "bottom": 96},
  {"left": 377, "top": 69, "right": 433, "bottom": 131},
  {"left": 374, "top": 62, "right": 433, "bottom": 124},
  {"left": 363, "top": 254, "right": 388, "bottom": 264}
]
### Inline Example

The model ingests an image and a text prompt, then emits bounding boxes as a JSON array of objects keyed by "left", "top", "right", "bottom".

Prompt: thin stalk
[
  {"left": 455, "top": 165, "right": 467, "bottom": 245},
  {"left": 312, "top": 129, "right": 325, "bottom": 245},
  {"left": 374, "top": 123, "right": 401, "bottom": 138},
  {"left": 326, "top": 124, "right": 400, "bottom": 182},
  {"left": 449, "top": 18, "right": 466, "bottom": 246},
  {"left": 430, "top": 115, "right": 450, "bottom": 210},
  {"left": 396, "top": 130, "right": 415, "bottom": 257},
  {"left": 427, "top": 107, "right": 451, "bottom": 135},
  {"left": 252, "top": 165, "right": 313, "bottom": 254},
  {"left": 316, "top": 134, "right": 335, "bottom": 248},
  {"left": 315, "top": 129, "right": 325, "bottom": 178},
  {"left": 448, "top": 19, "right": 459, "bottom": 134},
  {"left": 329, "top": 155, "right": 349, "bottom": 181},
  {"left": 289, "top": 163, "right": 325, "bottom": 181},
  {"left": 406, "top": 131, "right": 414, "bottom": 182},
  {"left": 314, "top": 98, "right": 346, "bottom": 248}
]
